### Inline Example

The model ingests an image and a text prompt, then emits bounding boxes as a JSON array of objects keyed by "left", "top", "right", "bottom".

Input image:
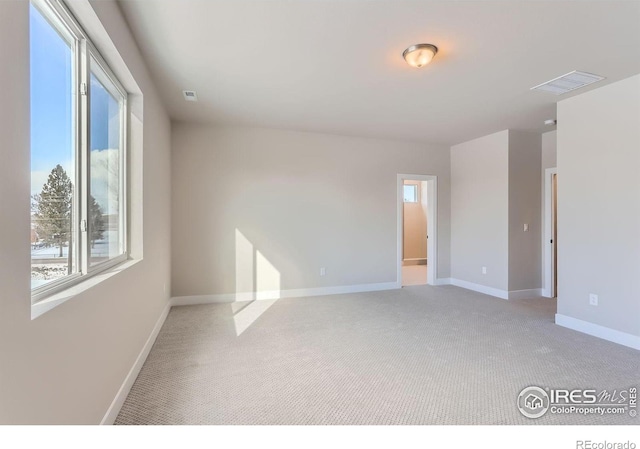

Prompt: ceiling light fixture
[{"left": 403, "top": 44, "right": 438, "bottom": 68}]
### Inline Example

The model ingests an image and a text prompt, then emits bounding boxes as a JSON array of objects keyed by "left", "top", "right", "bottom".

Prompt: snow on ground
[
  {"left": 31, "top": 245, "right": 70, "bottom": 259},
  {"left": 31, "top": 264, "right": 69, "bottom": 288},
  {"left": 31, "top": 231, "right": 121, "bottom": 288},
  {"left": 31, "top": 231, "right": 119, "bottom": 259}
]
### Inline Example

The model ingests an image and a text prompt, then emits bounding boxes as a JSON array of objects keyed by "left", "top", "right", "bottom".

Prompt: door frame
[
  {"left": 397, "top": 174, "right": 438, "bottom": 287},
  {"left": 543, "top": 167, "right": 558, "bottom": 297}
]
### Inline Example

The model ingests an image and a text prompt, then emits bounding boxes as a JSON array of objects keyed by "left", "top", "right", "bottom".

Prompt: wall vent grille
[
  {"left": 530, "top": 71, "right": 605, "bottom": 95},
  {"left": 183, "top": 90, "right": 198, "bottom": 101}
]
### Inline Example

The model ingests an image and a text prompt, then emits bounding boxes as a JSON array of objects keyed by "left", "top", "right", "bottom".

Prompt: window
[
  {"left": 89, "top": 59, "right": 125, "bottom": 266},
  {"left": 30, "top": 0, "right": 128, "bottom": 303},
  {"left": 403, "top": 184, "right": 418, "bottom": 203}
]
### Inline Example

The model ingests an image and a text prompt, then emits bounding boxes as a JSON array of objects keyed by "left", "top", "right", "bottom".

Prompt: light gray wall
[
  {"left": 451, "top": 130, "right": 509, "bottom": 290},
  {"left": 541, "top": 130, "right": 557, "bottom": 170},
  {"left": 451, "top": 129, "right": 541, "bottom": 293},
  {"left": 557, "top": 74, "right": 640, "bottom": 337},
  {"left": 508, "top": 131, "right": 541, "bottom": 291},
  {"left": 0, "top": 0, "right": 171, "bottom": 424},
  {"left": 171, "top": 124, "right": 451, "bottom": 297}
]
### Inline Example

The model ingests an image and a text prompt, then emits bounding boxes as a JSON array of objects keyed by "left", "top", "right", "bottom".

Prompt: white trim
[
  {"left": 555, "top": 314, "right": 640, "bottom": 350},
  {"left": 31, "top": 259, "right": 141, "bottom": 319},
  {"left": 434, "top": 278, "right": 452, "bottom": 286},
  {"left": 171, "top": 282, "right": 400, "bottom": 306},
  {"left": 508, "top": 288, "right": 543, "bottom": 300},
  {"left": 448, "top": 279, "right": 543, "bottom": 300},
  {"left": 543, "top": 167, "right": 558, "bottom": 298},
  {"left": 449, "top": 278, "right": 509, "bottom": 299},
  {"left": 397, "top": 174, "right": 437, "bottom": 287},
  {"left": 100, "top": 301, "right": 171, "bottom": 425}
]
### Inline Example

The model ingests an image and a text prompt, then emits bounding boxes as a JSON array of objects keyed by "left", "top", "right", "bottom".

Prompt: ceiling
[{"left": 118, "top": 0, "right": 640, "bottom": 146}]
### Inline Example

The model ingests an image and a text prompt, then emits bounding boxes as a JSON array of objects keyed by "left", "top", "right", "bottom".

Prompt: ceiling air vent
[
  {"left": 183, "top": 90, "right": 198, "bottom": 101},
  {"left": 530, "top": 71, "right": 605, "bottom": 95}
]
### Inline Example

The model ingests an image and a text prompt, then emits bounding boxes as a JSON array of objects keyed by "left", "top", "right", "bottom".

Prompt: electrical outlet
[
  {"left": 589, "top": 294, "right": 598, "bottom": 306},
  {"left": 320, "top": 267, "right": 326, "bottom": 276},
  {"left": 482, "top": 266, "right": 487, "bottom": 275},
  {"left": 524, "top": 223, "right": 529, "bottom": 232}
]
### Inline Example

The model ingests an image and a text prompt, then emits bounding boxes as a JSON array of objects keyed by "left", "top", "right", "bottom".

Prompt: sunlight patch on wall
[
  {"left": 235, "top": 228, "right": 254, "bottom": 296},
  {"left": 233, "top": 229, "right": 282, "bottom": 336},
  {"left": 256, "top": 250, "right": 281, "bottom": 295}
]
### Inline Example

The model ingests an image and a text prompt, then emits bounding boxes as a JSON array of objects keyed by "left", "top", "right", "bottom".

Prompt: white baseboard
[
  {"left": 433, "top": 277, "right": 452, "bottom": 286},
  {"left": 555, "top": 314, "right": 640, "bottom": 350},
  {"left": 449, "top": 278, "right": 509, "bottom": 299},
  {"left": 448, "top": 279, "right": 543, "bottom": 300},
  {"left": 101, "top": 301, "right": 172, "bottom": 425},
  {"left": 508, "top": 288, "right": 543, "bottom": 300},
  {"left": 171, "top": 281, "right": 400, "bottom": 306}
]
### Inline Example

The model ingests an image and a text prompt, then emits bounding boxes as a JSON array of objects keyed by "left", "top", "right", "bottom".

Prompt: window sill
[{"left": 31, "top": 258, "right": 141, "bottom": 320}]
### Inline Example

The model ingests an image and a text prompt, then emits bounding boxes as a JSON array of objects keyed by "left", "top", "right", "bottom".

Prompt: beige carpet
[{"left": 115, "top": 285, "right": 639, "bottom": 425}]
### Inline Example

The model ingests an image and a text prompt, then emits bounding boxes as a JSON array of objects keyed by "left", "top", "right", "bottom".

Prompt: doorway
[
  {"left": 397, "top": 174, "right": 437, "bottom": 287},
  {"left": 543, "top": 168, "right": 558, "bottom": 298}
]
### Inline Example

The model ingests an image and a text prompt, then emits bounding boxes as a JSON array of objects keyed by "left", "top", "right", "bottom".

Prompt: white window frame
[
  {"left": 85, "top": 54, "right": 128, "bottom": 274},
  {"left": 31, "top": 0, "right": 128, "bottom": 304},
  {"left": 403, "top": 184, "right": 419, "bottom": 203}
]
